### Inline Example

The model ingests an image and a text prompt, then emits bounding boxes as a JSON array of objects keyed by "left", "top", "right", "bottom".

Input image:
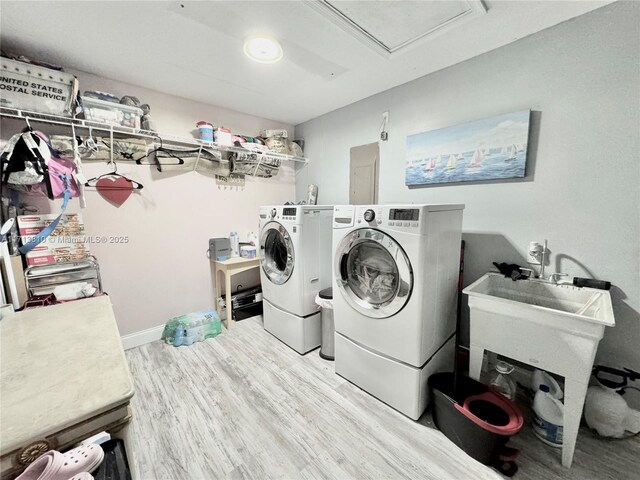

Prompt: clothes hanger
[
  {"left": 84, "top": 161, "right": 144, "bottom": 190},
  {"left": 134, "top": 135, "right": 185, "bottom": 169}
]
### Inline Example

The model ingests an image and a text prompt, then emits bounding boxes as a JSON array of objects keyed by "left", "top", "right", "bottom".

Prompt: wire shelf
[{"left": 0, "top": 107, "right": 309, "bottom": 166}]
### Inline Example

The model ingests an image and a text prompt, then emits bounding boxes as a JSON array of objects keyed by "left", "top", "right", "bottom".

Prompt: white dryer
[
  {"left": 259, "top": 205, "right": 333, "bottom": 354},
  {"left": 332, "top": 204, "right": 464, "bottom": 419}
]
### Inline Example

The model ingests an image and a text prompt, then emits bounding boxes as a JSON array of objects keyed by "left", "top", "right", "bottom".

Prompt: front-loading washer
[
  {"left": 259, "top": 205, "right": 333, "bottom": 353},
  {"left": 332, "top": 204, "right": 464, "bottom": 419}
]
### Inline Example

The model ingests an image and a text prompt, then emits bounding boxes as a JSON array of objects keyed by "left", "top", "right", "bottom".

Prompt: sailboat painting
[{"left": 405, "top": 110, "right": 530, "bottom": 186}]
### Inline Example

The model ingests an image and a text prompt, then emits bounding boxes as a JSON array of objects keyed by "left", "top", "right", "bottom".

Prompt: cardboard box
[
  {"left": 23, "top": 240, "right": 91, "bottom": 267},
  {"left": 0, "top": 57, "right": 79, "bottom": 116},
  {"left": 17, "top": 213, "right": 90, "bottom": 266},
  {"left": 17, "top": 213, "right": 85, "bottom": 237}
]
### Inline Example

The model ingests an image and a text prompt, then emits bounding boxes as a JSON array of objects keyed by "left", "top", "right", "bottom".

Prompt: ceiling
[{"left": 0, "top": 1, "right": 613, "bottom": 125}]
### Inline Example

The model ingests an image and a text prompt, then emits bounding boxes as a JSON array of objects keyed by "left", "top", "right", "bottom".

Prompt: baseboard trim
[
  {"left": 121, "top": 324, "right": 165, "bottom": 350},
  {"left": 120, "top": 315, "right": 265, "bottom": 350}
]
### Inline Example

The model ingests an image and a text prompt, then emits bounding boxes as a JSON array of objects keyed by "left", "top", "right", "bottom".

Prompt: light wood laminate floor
[{"left": 126, "top": 318, "right": 639, "bottom": 479}]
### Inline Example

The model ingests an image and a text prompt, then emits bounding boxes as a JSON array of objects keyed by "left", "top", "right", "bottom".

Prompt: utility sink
[
  {"left": 463, "top": 272, "right": 616, "bottom": 468},
  {"left": 464, "top": 272, "right": 615, "bottom": 330}
]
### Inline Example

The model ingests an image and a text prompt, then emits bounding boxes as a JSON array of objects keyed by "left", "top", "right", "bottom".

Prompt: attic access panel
[{"left": 310, "top": 0, "right": 487, "bottom": 57}]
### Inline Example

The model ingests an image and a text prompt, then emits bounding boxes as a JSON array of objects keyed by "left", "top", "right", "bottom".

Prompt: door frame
[{"left": 349, "top": 142, "right": 379, "bottom": 205}]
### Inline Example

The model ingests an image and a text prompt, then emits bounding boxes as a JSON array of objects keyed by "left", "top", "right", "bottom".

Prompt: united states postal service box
[{"left": 0, "top": 57, "right": 79, "bottom": 116}]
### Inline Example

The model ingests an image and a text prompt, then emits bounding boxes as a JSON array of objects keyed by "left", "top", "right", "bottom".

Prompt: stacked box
[{"left": 17, "top": 213, "right": 91, "bottom": 266}]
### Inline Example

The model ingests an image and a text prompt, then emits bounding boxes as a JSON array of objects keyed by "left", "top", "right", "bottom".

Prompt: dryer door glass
[
  {"left": 336, "top": 228, "right": 412, "bottom": 318},
  {"left": 260, "top": 223, "right": 295, "bottom": 285},
  {"left": 346, "top": 242, "right": 398, "bottom": 306}
]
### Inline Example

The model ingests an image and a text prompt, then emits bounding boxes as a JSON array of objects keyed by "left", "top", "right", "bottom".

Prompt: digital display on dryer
[
  {"left": 283, "top": 208, "right": 297, "bottom": 217},
  {"left": 389, "top": 209, "right": 419, "bottom": 221}
]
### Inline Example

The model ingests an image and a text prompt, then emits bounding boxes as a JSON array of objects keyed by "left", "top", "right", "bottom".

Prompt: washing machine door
[
  {"left": 260, "top": 222, "right": 295, "bottom": 285},
  {"left": 335, "top": 228, "right": 413, "bottom": 318}
]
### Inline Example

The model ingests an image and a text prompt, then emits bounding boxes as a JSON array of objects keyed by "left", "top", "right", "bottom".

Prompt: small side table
[{"left": 214, "top": 257, "right": 260, "bottom": 329}]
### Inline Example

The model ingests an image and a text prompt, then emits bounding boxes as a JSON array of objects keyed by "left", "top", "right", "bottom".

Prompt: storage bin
[
  {"left": 81, "top": 96, "right": 142, "bottom": 129},
  {"left": 0, "top": 57, "right": 79, "bottom": 116}
]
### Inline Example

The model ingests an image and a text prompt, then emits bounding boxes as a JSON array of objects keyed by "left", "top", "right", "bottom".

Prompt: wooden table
[
  {"left": 0, "top": 296, "right": 135, "bottom": 478},
  {"left": 214, "top": 257, "right": 260, "bottom": 329}
]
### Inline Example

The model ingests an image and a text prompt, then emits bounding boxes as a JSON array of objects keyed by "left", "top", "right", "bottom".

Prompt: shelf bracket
[{"left": 193, "top": 145, "right": 203, "bottom": 172}]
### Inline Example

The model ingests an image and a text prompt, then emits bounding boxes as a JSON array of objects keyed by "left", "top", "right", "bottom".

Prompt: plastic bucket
[{"left": 428, "top": 373, "right": 522, "bottom": 465}]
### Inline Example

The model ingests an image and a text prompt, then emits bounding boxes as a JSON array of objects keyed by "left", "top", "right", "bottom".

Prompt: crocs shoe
[
  {"left": 16, "top": 444, "right": 104, "bottom": 480},
  {"left": 67, "top": 474, "right": 93, "bottom": 480}
]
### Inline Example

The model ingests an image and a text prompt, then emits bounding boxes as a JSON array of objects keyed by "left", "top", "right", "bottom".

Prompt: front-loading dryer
[
  {"left": 259, "top": 205, "right": 333, "bottom": 353},
  {"left": 332, "top": 204, "right": 464, "bottom": 419}
]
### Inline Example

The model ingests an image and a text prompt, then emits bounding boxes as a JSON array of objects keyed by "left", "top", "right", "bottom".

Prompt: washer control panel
[{"left": 353, "top": 206, "right": 422, "bottom": 230}]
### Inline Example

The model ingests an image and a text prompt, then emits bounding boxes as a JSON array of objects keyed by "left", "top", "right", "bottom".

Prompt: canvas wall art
[{"left": 405, "top": 110, "right": 530, "bottom": 186}]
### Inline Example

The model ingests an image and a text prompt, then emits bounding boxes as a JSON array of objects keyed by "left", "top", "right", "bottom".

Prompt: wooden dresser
[{"left": 0, "top": 296, "right": 134, "bottom": 478}]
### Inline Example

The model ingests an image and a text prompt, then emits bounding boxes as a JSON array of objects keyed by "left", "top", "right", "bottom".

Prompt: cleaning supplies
[
  {"left": 229, "top": 231, "right": 240, "bottom": 257},
  {"left": 531, "top": 369, "right": 563, "bottom": 399},
  {"left": 489, "top": 361, "right": 517, "bottom": 400},
  {"left": 533, "top": 384, "right": 564, "bottom": 447}
]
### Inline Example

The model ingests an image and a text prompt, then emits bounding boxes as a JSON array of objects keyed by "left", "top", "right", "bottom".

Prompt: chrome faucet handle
[
  {"left": 519, "top": 267, "right": 535, "bottom": 279},
  {"left": 548, "top": 272, "right": 569, "bottom": 284}
]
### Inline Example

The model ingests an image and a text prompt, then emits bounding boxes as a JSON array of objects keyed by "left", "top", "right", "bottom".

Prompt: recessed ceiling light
[{"left": 243, "top": 37, "right": 283, "bottom": 64}]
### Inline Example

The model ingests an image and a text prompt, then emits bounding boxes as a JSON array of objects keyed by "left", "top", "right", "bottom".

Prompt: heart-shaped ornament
[{"left": 96, "top": 177, "right": 134, "bottom": 206}]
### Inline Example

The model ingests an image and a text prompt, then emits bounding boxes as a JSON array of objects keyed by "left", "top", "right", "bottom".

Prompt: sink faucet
[
  {"left": 547, "top": 272, "right": 570, "bottom": 284},
  {"left": 519, "top": 268, "right": 535, "bottom": 279}
]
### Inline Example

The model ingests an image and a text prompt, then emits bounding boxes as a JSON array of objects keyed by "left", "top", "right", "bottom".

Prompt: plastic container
[
  {"left": 247, "top": 232, "right": 258, "bottom": 247},
  {"left": 214, "top": 127, "right": 232, "bottom": 146},
  {"left": 229, "top": 231, "right": 240, "bottom": 257},
  {"left": 531, "top": 369, "right": 563, "bottom": 399},
  {"left": 197, "top": 121, "right": 214, "bottom": 142},
  {"left": 81, "top": 96, "right": 142, "bottom": 128},
  {"left": 240, "top": 245, "right": 256, "bottom": 259},
  {"left": 489, "top": 361, "right": 516, "bottom": 400},
  {"left": 533, "top": 384, "right": 564, "bottom": 447}
]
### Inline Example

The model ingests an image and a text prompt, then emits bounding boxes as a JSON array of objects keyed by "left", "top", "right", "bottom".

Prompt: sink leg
[
  {"left": 562, "top": 377, "right": 589, "bottom": 468},
  {"left": 469, "top": 344, "right": 484, "bottom": 381}
]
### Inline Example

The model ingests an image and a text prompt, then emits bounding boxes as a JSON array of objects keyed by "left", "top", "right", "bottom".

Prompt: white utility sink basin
[
  {"left": 464, "top": 272, "right": 615, "bottom": 330},
  {"left": 463, "top": 272, "right": 615, "bottom": 468}
]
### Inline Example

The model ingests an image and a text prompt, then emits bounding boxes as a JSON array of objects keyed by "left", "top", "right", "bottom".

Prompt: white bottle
[
  {"left": 533, "top": 384, "right": 564, "bottom": 447},
  {"left": 229, "top": 231, "right": 240, "bottom": 257},
  {"left": 531, "top": 369, "right": 563, "bottom": 399},
  {"left": 247, "top": 231, "right": 258, "bottom": 247}
]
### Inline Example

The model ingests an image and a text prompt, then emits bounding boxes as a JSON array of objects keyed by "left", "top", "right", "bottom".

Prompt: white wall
[
  {"left": 2, "top": 70, "right": 296, "bottom": 336},
  {"left": 295, "top": 2, "right": 640, "bottom": 376}
]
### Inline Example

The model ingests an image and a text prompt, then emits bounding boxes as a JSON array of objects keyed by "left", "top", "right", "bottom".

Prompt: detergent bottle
[{"left": 533, "top": 384, "right": 564, "bottom": 447}]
